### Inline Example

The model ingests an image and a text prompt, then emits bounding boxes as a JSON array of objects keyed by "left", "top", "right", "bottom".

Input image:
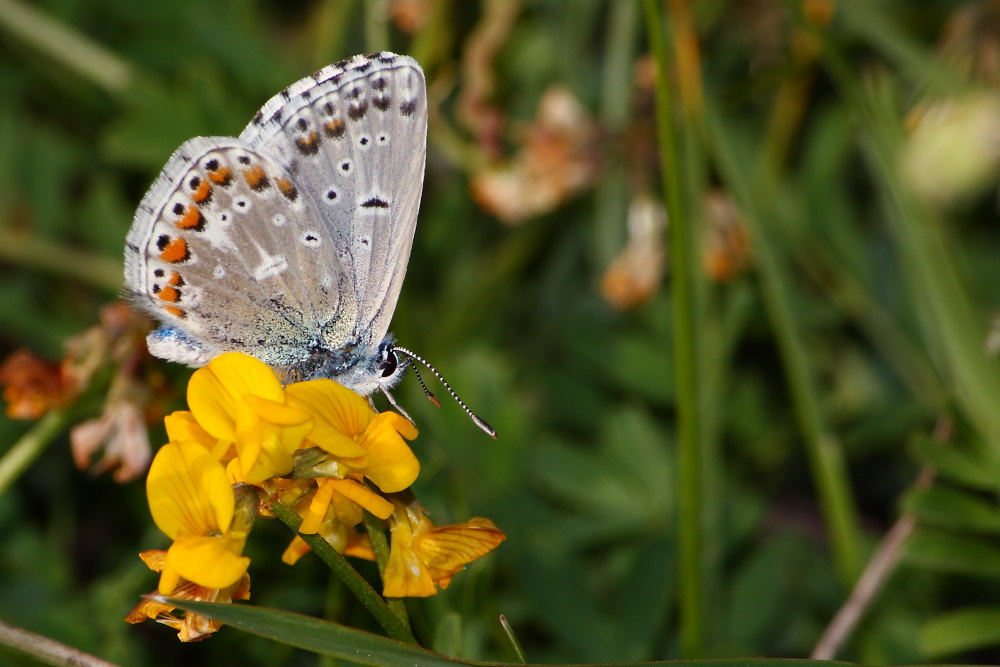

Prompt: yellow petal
[
  {"left": 225, "top": 396, "right": 311, "bottom": 482},
  {"left": 147, "top": 441, "right": 234, "bottom": 540},
  {"left": 280, "top": 417, "right": 316, "bottom": 456},
  {"left": 383, "top": 519, "right": 436, "bottom": 597},
  {"left": 356, "top": 413, "right": 420, "bottom": 493},
  {"left": 163, "top": 534, "right": 250, "bottom": 591},
  {"left": 342, "top": 530, "right": 376, "bottom": 560},
  {"left": 226, "top": 456, "right": 248, "bottom": 484},
  {"left": 286, "top": 379, "right": 372, "bottom": 437},
  {"left": 188, "top": 353, "right": 285, "bottom": 440},
  {"left": 304, "top": 422, "right": 368, "bottom": 460},
  {"left": 246, "top": 396, "right": 314, "bottom": 463},
  {"left": 299, "top": 481, "right": 335, "bottom": 534},
  {"left": 327, "top": 478, "right": 394, "bottom": 519},
  {"left": 239, "top": 424, "right": 293, "bottom": 483},
  {"left": 187, "top": 365, "right": 236, "bottom": 440},
  {"left": 137, "top": 549, "right": 167, "bottom": 572},
  {"left": 125, "top": 596, "right": 175, "bottom": 624},
  {"left": 244, "top": 394, "right": 312, "bottom": 427},
  {"left": 328, "top": 486, "right": 365, "bottom": 525},
  {"left": 157, "top": 558, "right": 182, "bottom": 595},
  {"left": 282, "top": 536, "right": 311, "bottom": 565},
  {"left": 415, "top": 517, "right": 506, "bottom": 571},
  {"left": 207, "top": 352, "right": 285, "bottom": 402},
  {"left": 381, "top": 410, "right": 418, "bottom": 441},
  {"left": 163, "top": 411, "right": 216, "bottom": 450},
  {"left": 175, "top": 610, "right": 222, "bottom": 642}
]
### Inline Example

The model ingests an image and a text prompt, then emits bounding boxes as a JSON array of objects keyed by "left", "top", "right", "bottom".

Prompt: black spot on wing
[{"left": 360, "top": 197, "right": 389, "bottom": 209}]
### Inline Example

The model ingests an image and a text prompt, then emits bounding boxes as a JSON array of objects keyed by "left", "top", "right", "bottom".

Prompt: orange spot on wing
[
  {"left": 167, "top": 271, "right": 184, "bottom": 286},
  {"left": 163, "top": 305, "right": 186, "bottom": 318},
  {"left": 295, "top": 131, "right": 320, "bottom": 155},
  {"left": 325, "top": 119, "right": 346, "bottom": 137},
  {"left": 275, "top": 178, "right": 298, "bottom": 201},
  {"left": 207, "top": 166, "right": 232, "bottom": 185},
  {"left": 243, "top": 165, "right": 269, "bottom": 190},
  {"left": 159, "top": 238, "right": 189, "bottom": 263},
  {"left": 175, "top": 205, "right": 204, "bottom": 230},
  {"left": 157, "top": 285, "right": 181, "bottom": 303},
  {"left": 191, "top": 179, "right": 212, "bottom": 204}
]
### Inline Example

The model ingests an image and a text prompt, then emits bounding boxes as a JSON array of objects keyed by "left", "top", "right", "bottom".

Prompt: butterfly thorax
[{"left": 283, "top": 334, "right": 407, "bottom": 396}]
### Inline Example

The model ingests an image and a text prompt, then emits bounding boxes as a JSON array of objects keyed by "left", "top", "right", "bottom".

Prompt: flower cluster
[
  {"left": 126, "top": 352, "right": 504, "bottom": 641},
  {"left": 0, "top": 302, "right": 158, "bottom": 482}
]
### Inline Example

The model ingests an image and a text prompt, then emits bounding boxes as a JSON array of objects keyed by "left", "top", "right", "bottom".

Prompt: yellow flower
[
  {"left": 146, "top": 440, "right": 253, "bottom": 594},
  {"left": 285, "top": 378, "right": 420, "bottom": 493},
  {"left": 164, "top": 410, "right": 232, "bottom": 460},
  {"left": 281, "top": 522, "right": 376, "bottom": 565},
  {"left": 277, "top": 476, "right": 386, "bottom": 564},
  {"left": 383, "top": 500, "right": 505, "bottom": 598},
  {"left": 280, "top": 378, "right": 419, "bottom": 532},
  {"left": 187, "top": 353, "right": 313, "bottom": 483},
  {"left": 125, "top": 550, "right": 251, "bottom": 642},
  {"left": 132, "top": 348, "right": 509, "bottom": 641},
  {"left": 298, "top": 478, "right": 392, "bottom": 531}
]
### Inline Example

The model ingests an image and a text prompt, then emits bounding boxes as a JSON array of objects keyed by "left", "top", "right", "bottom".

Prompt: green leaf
[
  {"left": 531, "top": 405, "right": 672, "bottom": 541},
  {"left": 158, "top": 598, "right": 865, "bottom": 667},
  {"left": 902, "top": 486, "right": 1000, "bottom": 534},
  {"left": 432, "top": 612, "right": 463, "bottom": 657},
  {"left": 909, "top": 436, "right": 1000, "bottom": 491},
  {"left": 162, "top": 598, "right": 456, "bottom": 666},
  {"left": 920, "top": 606, "right": 1000, "bottom": 659},
  {"left": 902, "top": 528, "right": 1000, "bottom": 579}
]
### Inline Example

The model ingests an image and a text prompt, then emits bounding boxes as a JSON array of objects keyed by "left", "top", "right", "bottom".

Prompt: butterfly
[{"left": 124, "top": 52, "right": 493, "bottom": 436}]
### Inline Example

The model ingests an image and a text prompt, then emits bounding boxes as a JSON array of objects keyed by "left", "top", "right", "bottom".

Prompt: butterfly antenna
[
  {"left": 393, "top": 345, "right": 497, "bottom": 438},
  {"left": 411, "top": 364, "right": 442, "bottom": 407}
]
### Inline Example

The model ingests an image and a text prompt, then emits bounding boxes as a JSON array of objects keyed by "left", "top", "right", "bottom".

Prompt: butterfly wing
[
  {"left": 124, "top": 136, "right": 357, "bottom": 370},
  {"left": 240, "top": 52, "right": 427, "bottom": 351}
]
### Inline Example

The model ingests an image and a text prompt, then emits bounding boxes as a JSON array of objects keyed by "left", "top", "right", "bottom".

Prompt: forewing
[
  {"left": 124, "top": 136, "right": 356, "bottom": 369},
  {"left": 240, "top": 52, "right": 427, "bottom": 349}
]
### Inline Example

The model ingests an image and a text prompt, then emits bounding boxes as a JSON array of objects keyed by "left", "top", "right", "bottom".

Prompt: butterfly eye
[
  {"left": 378, "top": 349, "right": 398, "bottom": 377},
  {"left": 379, "top": 355, "right": 398, "bottom": 377}
]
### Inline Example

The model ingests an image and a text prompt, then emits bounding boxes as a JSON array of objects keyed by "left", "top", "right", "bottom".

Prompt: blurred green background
[{"left": 4, "top": 0, "right": 1000, "bottom": 664}]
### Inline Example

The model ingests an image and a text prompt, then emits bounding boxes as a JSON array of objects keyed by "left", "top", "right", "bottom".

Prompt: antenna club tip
[
  {"left": 429, "top": 396, "right": 442, "bottom": 408},
  {"left": 476, "top": 419, "right": 497, "bottom": 439}
]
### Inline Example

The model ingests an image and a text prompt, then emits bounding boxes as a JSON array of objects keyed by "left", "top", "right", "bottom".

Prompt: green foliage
[{"left": 920, "top": 606, "right": 1000, "bottom": 659}]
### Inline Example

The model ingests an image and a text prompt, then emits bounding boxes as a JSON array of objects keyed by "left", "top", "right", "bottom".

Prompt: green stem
[
  {"left": 365, "top": 510, "right": 392, "bottom": 572},
  {"left": 795, "top": 241, "right": 946, "bottom": 412},
  {"left": 271, "top": 500, "right": 417, "bottom": 645},
  {"left": 703, "top": 104, "right": 864, "bottom": 584},
  {"left": 643, "top": 0, "right": 706, "bottom": 655},
  {"left": 851, "top": 73, "right": 1000, "bottom": 452},
  {"left": 363, "top": 510, "right": 410, "bottom": 628},
  {"left": 0, "top": 619, "right": 120, "bottom": 667},
  {"left": 0, "top": 409, "right": 71, "bottom": 497},
  {"left": 499, "top": 614, "right": 527, "bottom": 664},
  {"left": 0, "top": 0, "right": 133, "bottom": 96},
  {"left": 0, "top": 229, "right": 122, "bottom": 294},
  {"left": 810, "top": 20, "right": 1000, "bottom": 456}
]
